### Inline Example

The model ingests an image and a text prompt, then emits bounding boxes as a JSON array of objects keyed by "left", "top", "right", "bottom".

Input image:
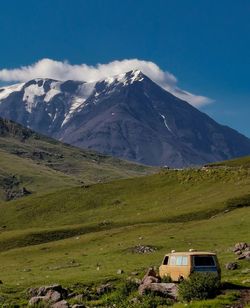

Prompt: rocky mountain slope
[
  {"left": 0, "top": 117, "right": 152, "bottom": 200},
  {"left": 1, "top": 70, "right": 250, "bottom": 167}
]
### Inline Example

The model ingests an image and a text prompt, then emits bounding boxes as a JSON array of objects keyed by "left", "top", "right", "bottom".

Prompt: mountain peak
[
  {"left": 124, "top": 69, "right": 145, "bottom": 81},
  {"left": 101, "top": 69, "right": 145, "bottom": 88}
]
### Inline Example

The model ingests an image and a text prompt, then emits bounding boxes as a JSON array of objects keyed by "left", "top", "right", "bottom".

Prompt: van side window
[
  {"left": 194, "top": 256, "right": 215, "bottom": 266},
  {"left": 170, "top": 256, "right": 176, "bottom": 265},
  {"left": 163, "top": 256, "right": 169, "bottom": 265},
  {"left": 176, "top": 256, "right": 182, "bottom": 265},
  {"left": 182, "top": 256, "right": 188, "bottom": 265}
]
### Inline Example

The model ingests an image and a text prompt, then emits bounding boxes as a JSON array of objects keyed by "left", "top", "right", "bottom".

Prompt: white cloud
[{"left": 0, "top": 58, "right": 212, "bottom": 107}]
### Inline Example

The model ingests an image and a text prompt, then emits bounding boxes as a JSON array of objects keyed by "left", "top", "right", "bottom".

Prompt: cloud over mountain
[{"left": 0, "top": 58, "right": 212, "bottom": 106}]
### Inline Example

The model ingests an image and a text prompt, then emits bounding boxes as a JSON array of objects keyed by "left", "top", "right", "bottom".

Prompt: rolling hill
[
  {"left": 0, "top": 117, "right": 153, "bottom": 201},
  {"left": 0, "top": 156, "right": 249, "bottom": 306}
]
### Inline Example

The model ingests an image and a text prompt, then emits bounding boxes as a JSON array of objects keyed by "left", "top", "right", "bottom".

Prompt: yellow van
[{"left": 159, "top": 250, "right": 221, "bottom": 282}]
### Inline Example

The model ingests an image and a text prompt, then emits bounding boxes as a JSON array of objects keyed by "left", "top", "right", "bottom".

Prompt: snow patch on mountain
[
  {"left": 44, "top": 82, "right": 61, "bottom": 102},
  {"left": 23, "top": 84, "right": 45, "bottom": 112},
  {"left": 0, "top": 83, "right": 24, "bottom": 101},
  {"left": 60, "top": 82, "right": 96, "bottom": 127},
  {"left": 160, "top": 113, "right": 172, "bottom": 132},
  {"left": 103, "top": 69, "right": 144, "bottom": 87}
]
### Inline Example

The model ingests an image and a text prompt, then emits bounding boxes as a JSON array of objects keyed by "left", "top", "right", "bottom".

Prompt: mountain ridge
[{"left": 1, "top": 70, "right": 250, "bottom": 167}]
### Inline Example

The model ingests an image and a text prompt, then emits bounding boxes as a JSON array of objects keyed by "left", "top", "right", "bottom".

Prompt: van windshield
[{"left": 193, "top": 255, "right": 215, "bottom": 266}]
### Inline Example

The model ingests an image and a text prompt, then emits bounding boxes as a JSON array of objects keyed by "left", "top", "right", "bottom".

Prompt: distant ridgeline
[{"left": 1, "top": 71, "right": 250, "bottom": 166}]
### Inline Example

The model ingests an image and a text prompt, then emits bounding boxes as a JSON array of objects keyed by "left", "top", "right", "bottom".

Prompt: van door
[{"left": 169, "top": 255, "right": 190, "bottom": 281}]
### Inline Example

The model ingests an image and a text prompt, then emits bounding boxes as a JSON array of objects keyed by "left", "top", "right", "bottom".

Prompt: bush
[
  {"left": 101, "top": 280, "right": 138, "bottom": 306},
  {"left": 120, "top": 280, "right": 138, "bottom": 297},
  {"left": 138, "top": 293, "right": 172, "bottom": 307},
  {"left": 161, "top": 275, "right": 173, "bottom": 283},
  {"left": 178, "top": 273, "right": 220, "bottom": 302}
]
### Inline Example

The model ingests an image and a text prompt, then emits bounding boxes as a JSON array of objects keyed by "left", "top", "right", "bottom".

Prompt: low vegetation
[
  {"left": 0, "top": 121, "right": 249, "bottom": 306},
  {"left": 0, "top": 118, "right": 154, "bottom": 200},
  {"left": 178, "top": 273, "right": 220, "bottom": 302}
]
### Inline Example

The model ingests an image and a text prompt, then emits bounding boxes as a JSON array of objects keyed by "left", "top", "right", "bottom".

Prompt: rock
[
  {"left": 96, "top": 283, "right": 113, "bottom": 295},
  {"left": 28, "top": 296, "right": 45, "bottom": 306},
  {"left": 131, "top": 245, "right": 157, "bottom": 254},
  {"left": 37, "top": 284, "right": 68, "bottom": 298},
  {"left": 131, "top": 271, "right": 139, "bottom": 276},
  {"left": 242, "top": 279, "right": 250, "bottom": 284},
  {"left": 127, "top": 277, "right": 142, "bottom": 285},
  {"left": 45, "top": 289, "right": 62, "bottom": 303},
  {"left": 238, "top": 251, "right": 250, "bottom": 260},
  {"left": 67, "top": 292, "right": 76, "bottom": 299},
  {"left": 117, "top": 269, "right": 124, "bottom": 275},
  {"left": 235, "top": 250, "right": 242, "bottom": 255},
  {"left": 72, "top": 305, "right": 86, "bottom": 308},
  {"left": 143, "top": 276, "right": 160, "bottom": 285},
  {"left": 138, "top": 282, "right": 178, "bottom": 299},
  {"left": 51, "top": 300, "right": 69, "bottom": 308},
  {"left": 233, "top": 242, "right": 248, "bottom": 252},
  {"left": 226, "top": 262, "right": 238, "bottom": 270},
  {"left": 27, "top": 287, "right": 38, "bottom": 297},
  {"left": 141, "top": 267, "right": 158, "bottom": 283},
  {"left": 129, "top": 297, "right": 140, "bottom": 304},
  {"left": 73, "top": 294, "right": 84, "bottom": 301}
]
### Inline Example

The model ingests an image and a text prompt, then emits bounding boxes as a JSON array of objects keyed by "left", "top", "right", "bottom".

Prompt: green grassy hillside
[
  {"left": 0, "top": 165, "right": 249, "bottom": 306},
  {"left": 0, "top": 119, "right": 249, "bottom": 306},
  {"left": 0, "top": 118, "right": 153, "bottom": 200},
  {"left": 209, "top": 155, "right": 250, "bottom": 168}
]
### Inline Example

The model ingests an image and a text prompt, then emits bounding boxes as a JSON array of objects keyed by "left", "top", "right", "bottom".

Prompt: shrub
[
  {"left": 119, "top": 280, "right": 138, "bottom": 297},
  {"left": 101, "top": 280, "right": 138, "bottom": 306},
  {"left": 178, "top": 273, "right": 220, "bottom": 302},
  {"left": 138, "top": 293, "right": 172, "bottom": 307},
  {"left": 161, "top": 275, "right": 173, "bottom": 283}
]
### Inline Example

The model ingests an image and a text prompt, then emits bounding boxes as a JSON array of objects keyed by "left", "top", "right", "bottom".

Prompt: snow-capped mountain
[{"left": 1, "top": 70, "right": 250, "bottom": 167}]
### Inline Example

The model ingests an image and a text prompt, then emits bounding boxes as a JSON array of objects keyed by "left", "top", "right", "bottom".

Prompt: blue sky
[{"left": 0, "top": 0, "right": 250, "bottom": 136}]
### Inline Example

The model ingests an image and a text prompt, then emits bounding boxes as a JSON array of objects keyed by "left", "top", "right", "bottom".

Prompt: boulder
[
  {"left": 37, "top": 284, "right": 68, "bottom": 298},
  {"left": 117, "top": 269, "right": 124, "bottom": 275},
  {"left": 141, "top": 267, "right": 158, "bottom": 283},
  {"left": 233, "top": 242, "right": 248, "bottom": 252},
  {"left": 28, "top": 296, "right": 45, "bottom": 306},
  {"left": 235, "top": 250, "right": 243, "bottom": 255},
  {"left": 51, "top": 300, "right": 69, "bottom": 308},
  {"left": 225, "top": 262, "right": 238, "bottom": 270},
  {"left": 45, "top": 289, "right": 62, "bottom": 303},
  {"left": 96, "top": 283, "right": 113, "bottom": 295},
  {"left": 143, "top": 276, "right": 160, "bottom": 285},
  {"left": 28, "top": 284, "right": 69, "bottom": 306},
  {"left": 238, "top": 251, "right": 250, "bottom": 260},
  {"left": 138, "top": 282, "right": 178, "bottom": 299}
]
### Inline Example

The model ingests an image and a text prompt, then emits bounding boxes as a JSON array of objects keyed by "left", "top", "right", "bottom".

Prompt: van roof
[{"left": 164, "top": 251, "right": 216, "bottom": 256}]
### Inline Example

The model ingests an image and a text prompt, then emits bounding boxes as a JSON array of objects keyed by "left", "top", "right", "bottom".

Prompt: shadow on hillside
[{"left": 221, "top": 282, "right": 250, "bottom": 290}]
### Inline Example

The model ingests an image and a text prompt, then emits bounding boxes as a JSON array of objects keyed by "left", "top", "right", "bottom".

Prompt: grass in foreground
[{"left": 0, "top": 166, "right": 249, "bottom": 306}]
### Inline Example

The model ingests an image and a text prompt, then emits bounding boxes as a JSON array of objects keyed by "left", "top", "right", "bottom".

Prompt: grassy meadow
[{"left": 0, "top": 163, "right": 249, "bottom": 306}]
